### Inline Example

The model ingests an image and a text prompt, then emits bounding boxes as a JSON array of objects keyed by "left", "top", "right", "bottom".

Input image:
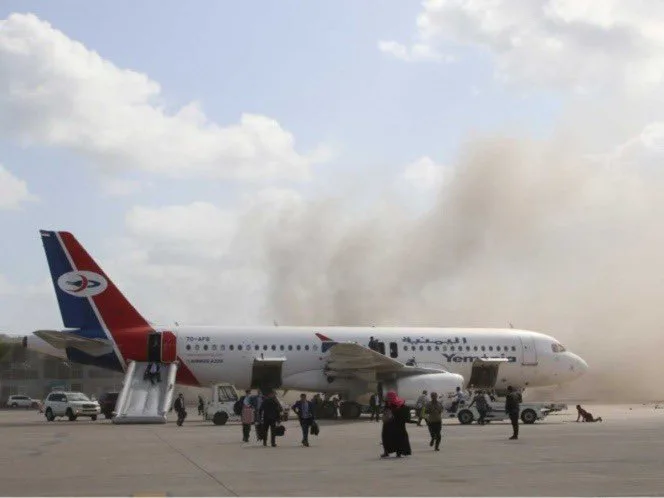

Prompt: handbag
[
  {"left": 274, "top": 424, "right": 286, "bottom": 437},
  {"left": 310, "top": 420, "right": 320, "bottom": 436}
]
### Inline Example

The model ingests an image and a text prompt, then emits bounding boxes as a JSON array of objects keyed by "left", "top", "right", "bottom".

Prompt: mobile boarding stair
[{"left": 113, "top": 361, "right": 178, "bottom": 424}]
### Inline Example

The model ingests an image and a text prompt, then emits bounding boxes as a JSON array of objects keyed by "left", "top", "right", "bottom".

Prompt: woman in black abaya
[{"left": 381, "top": 391, "right": 414, "bottom": 458}]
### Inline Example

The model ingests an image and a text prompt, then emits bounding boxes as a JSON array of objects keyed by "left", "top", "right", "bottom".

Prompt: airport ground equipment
[
  {"left": 204, "top": 383, "right": 240, "bottom": 425},
  {"left": 112, "top": 361, "right": 178, "bottom": 424},
  {"left": 454, "top": 399, "right": 567, "bottom": 425}
]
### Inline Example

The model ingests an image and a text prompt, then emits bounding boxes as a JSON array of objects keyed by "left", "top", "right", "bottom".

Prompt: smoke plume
[{"left": 243, "top": 131, "right": 664, "bottom": 403}]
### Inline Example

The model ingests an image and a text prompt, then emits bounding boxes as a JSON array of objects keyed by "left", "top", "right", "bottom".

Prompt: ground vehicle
[
  {"left": 205, "top": 384, "right": 291, "bottom": 425},
  {"left": 43, "top": 391, "right": 101, "bottom": 421},
  {"left": 453, "top": 398, "right": 567, "bottom": 425},
  {"left": 6, "top": 395, "right": 37, "bottom": 409},
  {"left": 98, "top": 392, "right": 119, "bottom": 419},
  {"left": 205, "top": 384, "right": 240, "bottom": 425}
]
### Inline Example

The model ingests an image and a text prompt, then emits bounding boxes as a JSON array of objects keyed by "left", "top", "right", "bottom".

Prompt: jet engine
[{"left": 382, "top": 372, "right": 464, "bottom": 406}]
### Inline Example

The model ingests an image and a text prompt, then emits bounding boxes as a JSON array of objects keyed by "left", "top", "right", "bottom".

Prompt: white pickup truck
[{"left": 451, "top": 398, "right": 567, "bottom": 425}]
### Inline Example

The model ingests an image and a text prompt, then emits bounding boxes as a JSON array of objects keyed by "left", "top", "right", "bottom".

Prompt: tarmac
[{"left": 1, "top": 403, "right": 663, "bottom": 496}]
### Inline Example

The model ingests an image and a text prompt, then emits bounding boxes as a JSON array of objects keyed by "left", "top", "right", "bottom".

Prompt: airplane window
[
  {"left": 496, "top": 346, "right": 501, "bottom": 351},
  {"left": 271, "top": 345, "right": 276, "bottom": 351},
  {"left": 466, "top": 346, "right": 470, "bottom": 351},
  {"left": 263, "top": 345, "right": 268, "bottom": 350},
  {"left": 296, "top": 345, "right": 301, "bottom": 351},
  {"left": 450, "top": 346, "right": 455, "bottom": 351},
  {"left": 427, "top": 346, "right": 432, "bottom": 351},
  {"left": 489, "top": 346, "right": 493, "bottom": 351},
  {"left": 473, "top": 346, "right": 478, "bottom": 351},
  {"left": 511, "top": 346, "right": 516, "bottom": 351},
  {"left": 238, "top": 345, "right": 243, "bottom": 351},
  {"left": 221, "top": 345, "right": 226, "bottom": 351},
  {"left": 305, "top": 345, "right": 310, "bottom": 351},
  {"left": 255, "top": 345, "right": 259, "bottom": 351},
  {"left": 288, "top": 345, "right": 293, "bottom": 351},
  {"left": 229, "top": 345, "right": 234, "bottom": 351},
  {"left": 442, "top": 346, "right": 447, "bottom": 352},
  {"left": 419, "top": 346, "right": 424, "bottom": 351},
  {"left": 203, "top": 345, "right": 208, "bottom": 351},
  {"left": 435, "top": 346, "right": 439, "bottom": 351},
  {"left": 481, "top": 346, "right": 486, "bottom": 351},
  {"left": 280, "top": 345, "right": 285, "bottom": 351},
  {"left": 195, "top": 345, "right": 200, "bottom": 351},
  {"left": 212, "top": 345, "right": 217, "bottom": 350},
  {"left": 186, "top": 345, "right": 191, "bottom": 351}
]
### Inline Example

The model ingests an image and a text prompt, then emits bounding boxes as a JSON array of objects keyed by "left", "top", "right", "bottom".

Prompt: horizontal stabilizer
[{"left": 33, "top": 330, "right": 114, "bottom": 357}]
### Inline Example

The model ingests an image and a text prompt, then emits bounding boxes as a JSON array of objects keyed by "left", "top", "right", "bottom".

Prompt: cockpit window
[{"left": 551, "top": 343, "right": 566, "bottom": 353}]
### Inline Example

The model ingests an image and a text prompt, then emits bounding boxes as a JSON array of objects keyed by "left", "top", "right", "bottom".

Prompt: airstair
[{"left": 112, "top": 361, "right": 178, "bottom": 424}]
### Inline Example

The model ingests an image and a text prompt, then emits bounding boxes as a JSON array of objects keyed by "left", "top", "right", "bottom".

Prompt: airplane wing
[
  {"left": 33, "top": 330, "right": 114, "bottom": 356},
  {"left": 325, "top": 342, "right": 450, "bottom": 377}
]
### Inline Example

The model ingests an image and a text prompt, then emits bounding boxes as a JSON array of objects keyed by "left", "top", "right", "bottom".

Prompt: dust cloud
[{"left": 245, "top": 133, "right": 664, "bottom": 403}]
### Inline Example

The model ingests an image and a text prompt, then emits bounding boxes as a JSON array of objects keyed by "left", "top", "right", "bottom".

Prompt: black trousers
[
  {"left": 478, "top": 409, "right": 487, "bottom": 425},
  {"left": 509, "top": 412, "right": 519, "bottom": 437},
  {"left": 242, "top": 423, "right": 251, "bottom": 442},
  {"left": 300, "top": 418, "right": 312, "bottom": 443},
  {"left": 369, "top": 406, "right": 379, "bottom": 421},
  {"left": 262, "top": 420, "right": 277, "bottom": 446},
  {"left": 428, "top": 421, "right": 442, "bottom": 449}
]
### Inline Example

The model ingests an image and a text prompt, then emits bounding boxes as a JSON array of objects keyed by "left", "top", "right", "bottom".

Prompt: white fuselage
[{"left": 169, "top": 326, "right": 587, "bottom": 394}]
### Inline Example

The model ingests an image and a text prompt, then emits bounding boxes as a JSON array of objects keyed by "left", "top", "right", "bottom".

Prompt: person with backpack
[{"left": 236, "top": 390, "right": 255, "bottom": 442}]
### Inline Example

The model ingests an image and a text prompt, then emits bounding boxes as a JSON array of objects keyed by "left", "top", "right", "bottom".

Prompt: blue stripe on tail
[{"left": 40, "top": 230, "right": 104, "bottom": 339}]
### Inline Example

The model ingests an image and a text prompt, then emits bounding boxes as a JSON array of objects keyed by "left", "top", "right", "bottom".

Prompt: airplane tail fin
[{"left": 40, "top": 230, "right": 152, "bottom": 370}]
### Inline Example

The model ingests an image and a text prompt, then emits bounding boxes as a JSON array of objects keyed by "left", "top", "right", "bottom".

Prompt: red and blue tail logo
[{"left": 40, "top": 230, "right": 153, "bottom": 372}]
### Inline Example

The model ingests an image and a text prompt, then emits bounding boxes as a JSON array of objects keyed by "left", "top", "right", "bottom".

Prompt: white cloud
[
  {"left": 0, "top": 164, "right": 37, "bottom": 209},
  {"left": 382, "top": 0, "right": 664, "bottom": 92},
  {"left": 0, "top": 13, "right": 325, "bottom": 182},
  {"left": 125, "top": 202, "right": 238, "bottom": 260},
  {"left": 378, "top": 40, "right": 449, "bottom": 62},
  {"left": 402, "top": 156, "right": 446, "bottom": 191}
]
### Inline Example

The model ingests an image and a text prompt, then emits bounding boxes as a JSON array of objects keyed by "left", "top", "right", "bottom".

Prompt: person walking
[
  {"left": 240, "top": 390, "right": 255, "bottom": 442},
  {"left": 292, "top": 393, "right": 315, "bottom": 446},
  {"left": 173, "top": 393, "right": 186, "bottom": 427},
  {"left": 415, "top": 390, "right": 428, "bottom": 426},
  {"left": 380, "top": 391, "right": 414, "bottom": 458},
  {"left": 258, "top": 391, "right": 282, "bottom": 447},
  {"left": 468, "top": 390, "right": 489, "bottom": 425},
  {"left": 424, "top": 392, "right": 444, "bottom": 451},
  {"left": 505, "top": 386, "right": 522, "bottom": 440},
  {"left": 369, "top": 393, "right": 380, "bottom": 422}
]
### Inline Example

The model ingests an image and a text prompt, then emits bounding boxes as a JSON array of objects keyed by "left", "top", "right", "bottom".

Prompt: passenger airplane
[{"left": 24, "top": 230, "right": 588, "bottom": 418}]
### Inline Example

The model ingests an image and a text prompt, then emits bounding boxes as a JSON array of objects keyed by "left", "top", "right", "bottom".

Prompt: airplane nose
[{"left": 571, "top": 354, "right": 589, "bottom": 376}]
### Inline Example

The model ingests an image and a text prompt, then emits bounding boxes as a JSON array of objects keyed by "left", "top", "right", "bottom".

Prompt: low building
[{"left": 0, "top": 335, "right": 124, "bottom": 402}]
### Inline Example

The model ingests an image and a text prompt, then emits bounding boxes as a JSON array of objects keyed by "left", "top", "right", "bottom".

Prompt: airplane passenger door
[
  {"left": 376, "top": 342, "right": 386, "bottom": 355},
  {"left": 147, "top": 332, "right": 162, "bottom": 363},
  {"left": 389, "top": 342, "right": 398, "bottom": 359},
  {"left": 251, "top": 358, "right": 284, "bottom": 392},
  {"left": 519, "top": 336, "right": 538, "bottom": 366}
]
